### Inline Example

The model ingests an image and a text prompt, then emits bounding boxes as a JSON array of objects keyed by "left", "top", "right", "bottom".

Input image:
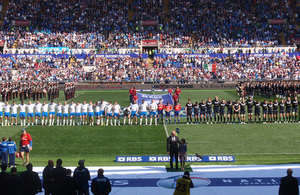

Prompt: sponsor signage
[
  {"left": 115, "top": 155, "right": 235, "bottom": 163},
  {"left": 141, "top": 20, "right": 158, "bottom": 26},
  {"left": 268, "top": 19, "right": 286, "bottom": 25},
  {"left": 141, "top": 40, "right": 158, "bottom": 47}
]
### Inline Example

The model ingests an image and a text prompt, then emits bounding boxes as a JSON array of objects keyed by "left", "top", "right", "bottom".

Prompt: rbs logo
[{"left": 117, "top": 156, "right": 142, "bottom": 162}]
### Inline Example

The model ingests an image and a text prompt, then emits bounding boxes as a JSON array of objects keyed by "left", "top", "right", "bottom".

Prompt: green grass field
[{"left": 1, "top": 89, "right": 300, "bottom": 167}]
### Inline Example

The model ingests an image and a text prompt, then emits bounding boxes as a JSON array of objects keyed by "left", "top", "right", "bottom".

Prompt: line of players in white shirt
[{"left": 0, "top": 99, "right": 161, "bottom": 126}]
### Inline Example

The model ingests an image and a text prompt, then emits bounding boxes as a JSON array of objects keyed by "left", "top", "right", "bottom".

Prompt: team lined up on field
[{"left": 0, "top": 95, "right": 299, "bottom": 126}]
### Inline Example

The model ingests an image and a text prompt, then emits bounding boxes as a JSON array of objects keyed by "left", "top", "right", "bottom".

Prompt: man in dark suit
[
  {"left": 279, "top": 168, "right": 299, "bottom": 195},
  {"left": 20, "top": 163, "right": 42, "bottom": 195},
  {"left": 6, "top": 167, "right": 25, "bottom": 195},
  {"left": 52, "top": 159, "right": 66, "bottom": 195},
  {"left": 167, "top": 131, "right": 180, "bottom": 170},
  {"left": 0, "top": 164, "right": 9, "bottom": 195},
  {"left": 43, "top": 160, "right": 54, "bottom": 195},
  {"left": 60, "top": 169, "right": 79, "bottom": 195}
]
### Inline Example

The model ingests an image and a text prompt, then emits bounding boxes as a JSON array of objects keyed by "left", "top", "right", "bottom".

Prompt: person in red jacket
[
  {"left": 132, "top": 94, "right": 138, "bottom": 102},
  {"left": 20, "top": 129, "right": 32, "bottom": 166},
  {"left": 164, "top": 102, "right": 173, "bottom": 125},
  {"left": 168, "top": 87, "right": 173, "bottom": 94},
  {"left": 174, "top": 86, "right": 181, "bottom": 102},
  {"left": 174, "top": 101, "right": 181, "bottom": 124}
]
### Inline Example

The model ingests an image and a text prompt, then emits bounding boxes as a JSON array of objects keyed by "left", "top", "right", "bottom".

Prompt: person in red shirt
[
  {"left": 20, "top": 129, "right": 32, "bottom": 166},
  {"left": 172, "top": 94, "right": 178, "bottom": 103},
  {"left": 132, "top": 87, "right": 137, "bottom": 96},
  {"left": 168, "top": 87, "right": 173, "bottom": 94},
  {"left": 174, "top": 101, "right": 182, "bottom": 124},
  {"left": 129, "top": 86, "right": 134, "bottom": 103},
  {"left": 132, "top": 94, "right": 138, "bottom": 102},
  {"left": 164, "top": 102, "right": 173, "bottom": 124},
  {"left": 157, "top": 99, "right": 165, "bottom": 124},
  {"left": 174, "top": 86, "right": 181, "bottom": 102}
]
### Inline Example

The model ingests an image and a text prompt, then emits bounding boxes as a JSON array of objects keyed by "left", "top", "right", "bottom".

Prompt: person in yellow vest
[{"left": 173, "top": 171, "right": 194, "bottom": 195}]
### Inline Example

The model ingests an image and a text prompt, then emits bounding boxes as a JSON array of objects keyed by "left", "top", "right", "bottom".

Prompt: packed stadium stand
[{"left": 0, "top": 0, "right": 299, "bottom": 83}]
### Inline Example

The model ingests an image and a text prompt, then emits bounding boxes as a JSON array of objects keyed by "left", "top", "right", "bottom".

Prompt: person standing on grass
[
  {"left": 56, "top": 102, "right": 63, "bottom": 126},
  {"left": 174, "top": 86, "right": 181, "bottom": 102},
  {"left": 73, "top": 160, "right": 91, "bottom": 195},
  {"left": 149, "top": 99, "right": 158, "bottom": 125},
  {"left": 185, "top": 99, "right": 193, "bottom": 124},
  {"left": 165, "top": 102, "right": 172, "bottom": 125},
  {"left": 20, "top": 129, "right": 32, "bottom": 166},
  {"left": 81, "top": 101, "right": 89, "bottom": 126},
  {"left": 173, "top": 171, "right": 194, "bottom": 195},
  {"left": 19, "top": 101, "right": 27, "bottom": 126},
  {"left": 42, "top": 101, "right": 49, "bottom": 126},
  {"left": 167, "top": 131, "right": 180, "bottom": 170},
  {"left": 157, "top": 99, "right": 165, "bottom": 124},
  {"left": 0, "top": 137, "right": 8, "bottom": 165},
  {"left": 179, "top": 138, "right": 187, "bottom": 171},
  {"left": 113, "top": 101, "right": 121, "bottom": 126},
  {"left": 129, "top": 100, "right": 139, "bottom": 125},
  {"left": 279, "top": 168, "right": 299, "bottom": 195},
  {"left": 35, "top": 100, "right": 42, "bottom": 125},
  {"left": 62, "top": 101, "right": 70, "bottom": 126},
  {"left": 75, "top": 101, "right": 82, "bottom": 126},
  {"left": 7, "top": 137, "right": 17, "bottom": 168},
  {"left": 105, "top": 101, "right": 114, "bottom": 126},
  {"left": 91, "top": 168, "right": 111, "bottom": 195},
  {"left": 11, "top": 101, "right": 18, "bottom": 126},
  {"left": 27, "top": 101, "right": 36, "bottom": 126},
  {"left": 69, "top": 101, "right": 76, "bottom": 126},
  {"left": 0, "top": 101, "right": 4, "bottom": 126},
  {"left": 4, "top": 101, "right": 11, "bottom": 126},
  {"left": 88, "top": 101, "right": 94, "bottom": 126},
  {"left": 173, "top": 101, "right": 181, "bottom": 124}
]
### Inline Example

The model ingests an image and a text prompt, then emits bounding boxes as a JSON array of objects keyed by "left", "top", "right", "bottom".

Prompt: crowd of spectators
[
  {"left": 0, "top": 54, "right": 300, "bottom": 82},
  {"left": 0, "top": 0, "right": 298, "bottom": 52}
]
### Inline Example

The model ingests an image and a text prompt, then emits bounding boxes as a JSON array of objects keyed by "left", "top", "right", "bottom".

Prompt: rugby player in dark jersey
[
  {"left": 206, "top": 98, "right": 213, "bottom": 124},
  {"left": 226, "top": 100, "right": 233, "bottom": 124},
  {"left": 240, "top": 99, "right": 246, "bottom": 124},
  {"left": 285, "top": 97, "right": 292, "bottom": 122},
  {"left": 292, "top": 96, "right": 299, "bottom": 123},
  {"left": 193, "top": 102, "right": 200, "bottom": 124},
  {"left": 220, "top": 99, "right": 226, "bottom": 123},
  {"left": 246, "top": 97, "right": 254, "bottom": 123},
  {"left": 233, "top": 100, "right": 240, "bottom": 124},
  {"left": 185, "top": 99, "right": 193, "bottom": 124},
  {"left": 254, "top": 100, "right": 261, "bottom": 123},
  {"left": 279, "top": 99, "right": 286, "bottom": 123},
  {"left": 213, "top": 96, "right": 220, "bottom": 123},
  {"left": 268, "top": 100, "right": 274, "bottom": 123},
  {"left": 262, "top": 100, "right": 268, "bottom": 124},
  {"left": 273, "top": 99, "right": 279, "bottom": 123},
  {"left": 200, "top": 100, "right": 206, "bottom": 124}
]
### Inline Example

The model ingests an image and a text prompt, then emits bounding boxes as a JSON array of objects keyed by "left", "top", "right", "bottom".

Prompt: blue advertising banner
[
  {"left": 115, "top": 155, "right": 235, "bottom": 163},
  {"left": 137, "top": 93, "right": 173, "bottom": 105}
]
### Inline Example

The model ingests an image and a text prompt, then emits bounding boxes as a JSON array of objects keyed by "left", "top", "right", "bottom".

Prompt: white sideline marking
[{"left": 69, "top": 91, "right": 85, "bottom": 102}]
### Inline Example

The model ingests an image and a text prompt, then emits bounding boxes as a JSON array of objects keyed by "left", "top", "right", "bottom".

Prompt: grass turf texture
[{"left": 1, "top": 89, "right": 300, "bottom": 167}]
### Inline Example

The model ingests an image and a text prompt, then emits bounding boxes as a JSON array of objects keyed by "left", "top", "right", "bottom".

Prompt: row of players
[{"left": 0, "top": 96, "right": 300, "bottom": 126}]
